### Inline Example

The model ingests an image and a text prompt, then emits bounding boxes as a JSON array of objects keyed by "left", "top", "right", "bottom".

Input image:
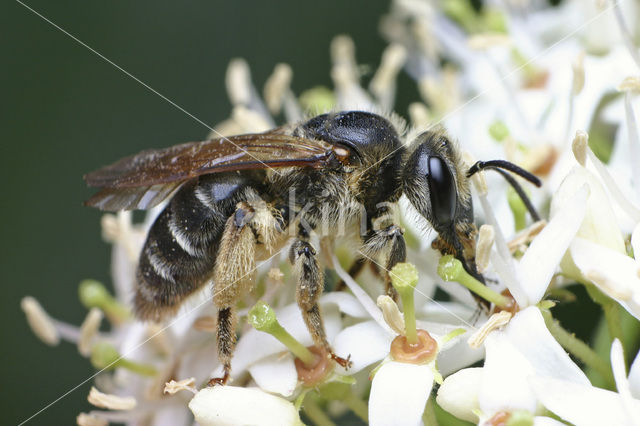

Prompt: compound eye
[{"left": 427, "top": 156, "right": 456, "bottom": 227}]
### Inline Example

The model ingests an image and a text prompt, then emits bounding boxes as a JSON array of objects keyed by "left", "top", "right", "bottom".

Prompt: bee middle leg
[{"left": 289, "top": 239, "right": 351, "bottom": 368}]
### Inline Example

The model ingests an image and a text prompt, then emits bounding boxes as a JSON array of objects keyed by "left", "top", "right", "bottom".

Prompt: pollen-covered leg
[
  {"left": 208, "top": 201, "right": 279, "bottom": 385},
  {"left": 290, "top": 239, "right": 351, "bottom": 369},
  {"left": 361, "top": 224, "right": 406, "bottom": 301}
]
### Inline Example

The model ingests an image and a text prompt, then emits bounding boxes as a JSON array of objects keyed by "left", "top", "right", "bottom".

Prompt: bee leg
[
  {"left": 207, "top": 203, "right": 258, "bottom": 386},
  {"left": 362, "top": 224, "right": 406, "bottom": 302},
  {"left": 290, "top": 239, "right": 351, "bottom": 369}
]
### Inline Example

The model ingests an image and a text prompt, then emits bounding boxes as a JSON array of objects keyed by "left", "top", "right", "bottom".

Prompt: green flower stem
[
  {"left": 79, "top": 280, "right": 130, "bottom": 323},
  {"left": 603, "top": 301, "right": 624, "bottom": 344},
  {"left": 248, "top": 301, "right": 315, "bottom": 366},
  {"left": 422, "top": 397, "right": 438, "bottom": 426},
  {"left": 90, "top": 341, "right": 157, "bottom": 377},
  {"left": 343, "top": 391, "right": 368, "bottom": 423},
  {"left": 585, "top": 284, "right": 625, "bottom": 344},
  {"left": 302, "top": 397, "right": 336, "bottom": 426},
  {"left": 541, "top": 310, "right": 614, "bottom": 387},
  {"left": 508, "top": 188, "right": 527, "bottom": 231},
  {"left": 437, "top": 256, "right": 511, "bottom": 308},
  {"left": 390, "top": 263, "right": 419, "bottom": 344}
]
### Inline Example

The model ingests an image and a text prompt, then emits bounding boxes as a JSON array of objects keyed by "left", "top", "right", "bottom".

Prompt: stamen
[
  {"left": 389, "top": 263, "right": 420, "bottom": 344},
  {"left": 475, "top": 225, "right": 495, "bottom": 274},
  {"left": 226, "top": 58, "right": 252, "bottom": 106},
  {"left": 572, "top": 130, "right": 588, "bottom": 167},
  {"left": 87, "top": 386, "right": 137, "bottom": 410},
  {"left": 369, "top": 44, "right": 407, "bottom": 110},
  {"left": 21, "top": 296, "right": 59, "bottom": 346},
  {"left": 78, "top": 308, "right": 103, "bottom": 357},
  {"left": 164, "top": 378, "right": 197, "bottom": 395},
  {"left": 438, "top": 255, "right": 511, "bottom": 309},
  {"left": 263, "top": 63, "right": 293, "bottom": 114},
  {"left": 377, "top": 295, "right": 406, "bottom": 336},
  {"left": 408, "top": 102, "right": 432, "bottom": 130},
  {"left": 76, "top": 413, "right": 107, "bottom": 426},
  {"left": 467, "top": 311, "right": 512, "bottom": 349}
]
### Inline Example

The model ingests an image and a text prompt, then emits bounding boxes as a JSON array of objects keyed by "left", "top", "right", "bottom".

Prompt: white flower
[
  {"left": 437, "top": 306, "right": 589, "bottom": 424},
  {"left": 216, "top": 292, "right": 368, "bottom": 397},
  {"left": 530, "top": 339, "right": 640, "bottom": 426},
  {"left": 189, "top": 386, "right": 302, "bottom": 426}
]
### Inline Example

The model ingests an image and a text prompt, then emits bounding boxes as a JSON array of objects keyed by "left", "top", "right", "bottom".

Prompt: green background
[{"left": 2, "top": 1, "right": 395, "bottom": 424}]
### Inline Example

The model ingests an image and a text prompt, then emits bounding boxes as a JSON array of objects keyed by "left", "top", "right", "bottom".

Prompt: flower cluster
[{"left": 22, "top": 0, "right": 640, "bottom": 425}]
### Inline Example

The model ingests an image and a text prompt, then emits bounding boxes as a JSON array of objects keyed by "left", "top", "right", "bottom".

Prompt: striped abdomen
[{"left": 134, "top": 173, "right": 255, "bottom": 321}]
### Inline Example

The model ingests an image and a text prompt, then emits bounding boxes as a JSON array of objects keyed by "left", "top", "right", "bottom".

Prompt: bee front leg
[
  {"left": 290, "top": 239, "right": 351, "bottom": 369},
  {"left": 362, "top": 224, "right": 406, "bottom": 301}
]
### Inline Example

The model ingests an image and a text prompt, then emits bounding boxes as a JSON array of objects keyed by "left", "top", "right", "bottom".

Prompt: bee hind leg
[
  {"left": 290, "top": 239, "right": 351, "bottom": 369},
  {"left": 208, "top": 201, "right": 277, "bottom": 385}
]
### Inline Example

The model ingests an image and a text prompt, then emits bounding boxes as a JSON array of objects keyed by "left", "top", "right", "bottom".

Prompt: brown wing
[{"left": 84, "top": 131, "right": 350, "bottom": 211}]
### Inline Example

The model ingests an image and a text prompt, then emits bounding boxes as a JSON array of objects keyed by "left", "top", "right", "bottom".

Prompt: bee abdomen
[{"left": 134, "top": 174, "right": 253, "bottom": 321}]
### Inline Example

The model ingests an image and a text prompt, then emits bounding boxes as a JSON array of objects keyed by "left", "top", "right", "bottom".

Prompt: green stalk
[
  {"left": 542, "top": 310, "right": 614, "bottom": 387},
  {"left": 422, "top": 397, "right": 438, "bottom": 426},
  {"left": 248, "top": 301, "right": 315, "bottom": 366},
  {"left": 390, "top": 263, "right": 419, "bottom": 344},
  {"left": 302, "top": 397, "right": 336, "bottom": 426},
  {"left": 438, "top": 256, "right": 511, "bottom": 308},
  {"left": 343, "top": 392, "right": 368, "bottom": 423}
]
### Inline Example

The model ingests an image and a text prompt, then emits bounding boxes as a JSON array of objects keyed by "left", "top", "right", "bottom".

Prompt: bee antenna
[
  {"left": 467, "top": 160, "right": 542, "bottom": 222},
  {"left": 466, "top": 160, "right": 542, "bottom": 187}
]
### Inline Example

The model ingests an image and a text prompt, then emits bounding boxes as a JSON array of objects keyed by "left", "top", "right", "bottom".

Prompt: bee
[{"left": 85, "top": 111, "right": 540, "bottom": 384}]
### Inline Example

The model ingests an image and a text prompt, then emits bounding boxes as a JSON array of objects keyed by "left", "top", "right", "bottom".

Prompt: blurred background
[
  {"left": 3, "top": 1, "right": 601, "bottom": 425},
  {"left": 2, "top": 1, "right": 394, "bottom": 423}
]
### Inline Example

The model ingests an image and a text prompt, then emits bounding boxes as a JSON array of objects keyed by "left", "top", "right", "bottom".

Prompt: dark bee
[{"left": 85, "top": 111, "right": 540, "bottom": 384}]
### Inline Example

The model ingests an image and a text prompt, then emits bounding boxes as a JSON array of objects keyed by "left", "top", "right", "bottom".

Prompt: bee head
[{"left": 402, "top": 131, "right": 473, "bottom": 256}]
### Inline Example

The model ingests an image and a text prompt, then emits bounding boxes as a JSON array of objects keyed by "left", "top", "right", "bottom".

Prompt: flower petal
[
  {"left": 632, "top": 222, "right": 640, "bottom": 262},
  {"left": 610, "top": 339, "right": 640, "bottom": 425},
  {"left": 437, "top": 338, "right": 485, "bottom": 377},
  {"left": 479, "top": 333, "right": 538, "bottom": 415},
  {"left": 369, "top": 361, "right": 434, "bottom": 426},
  {"left": 571, "top": 237, "right": 640, "bottom": 319},
  {"left": 248, "top": 352, "right": 298, "bottom": 397},
  {"left": 550, "top": 166, "right": 625, "bottom": 254},
  {"left": 333, "top": 321, "right": 393, "bottom": 374},
  {"left": 189, "top": 386, "right": 301, "bottom": 426},
  {"left": 533, "top": 417, "right": 567, "bottom": 426},
  {"left": 436, "top": 367, "right": 482, "bottom": 423},
  {"left": 629, "top": 345, "right": 640, "bottom": 399},
  {"left": 320, "top": 292, "right": 369, "bottom": 318},
  {"left": 518, "top": 184, "right": 588, "bottom": 305},
  {"left": 531, "top": 376, "right": 640, "bottom": 426},
  {"left": 505, "top": 307, "right": 589, "bottom": 385}
]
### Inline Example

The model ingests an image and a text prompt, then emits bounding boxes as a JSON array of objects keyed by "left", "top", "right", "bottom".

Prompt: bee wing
[{"left": 85, "top": 131, "right": 349, "bottom": 211}]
